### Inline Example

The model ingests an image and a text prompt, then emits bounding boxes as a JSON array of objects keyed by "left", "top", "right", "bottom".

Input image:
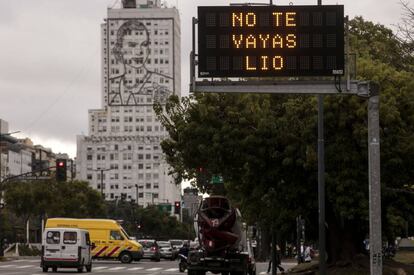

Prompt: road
[{"left": 0, "top": 258, "right": 297, "bottom": 275}]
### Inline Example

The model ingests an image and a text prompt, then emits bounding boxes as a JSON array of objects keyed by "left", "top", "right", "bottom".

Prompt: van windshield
[{"left": 120, "top": 228, "right": 130, "bottom": 240}]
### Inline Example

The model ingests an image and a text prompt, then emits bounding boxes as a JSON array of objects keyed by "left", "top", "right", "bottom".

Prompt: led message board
[{"left": 198, "top": 5, "right": 344, "bottom": 77}]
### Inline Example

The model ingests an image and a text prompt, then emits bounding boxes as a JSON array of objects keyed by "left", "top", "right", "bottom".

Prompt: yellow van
[{"left": 45, "top": 218, "right": 143, "bottom": 263}]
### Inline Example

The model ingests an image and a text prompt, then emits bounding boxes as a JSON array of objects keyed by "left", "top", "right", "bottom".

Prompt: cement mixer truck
[{"left": 187, "top": 196, "right": 255, "bottom": 275}]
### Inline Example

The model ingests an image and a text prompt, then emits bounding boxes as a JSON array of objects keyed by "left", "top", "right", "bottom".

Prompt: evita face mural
[{"left": 108, "top": 20, "right": 173, "bottom": 106}]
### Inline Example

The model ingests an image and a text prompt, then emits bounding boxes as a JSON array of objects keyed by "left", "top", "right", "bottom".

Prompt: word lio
[
  {"left": 245, "top": 56, "right": 284, "bottom": 71},
  {"left": 232, "top": 34, "right": 297, "bottom": 49},
  {"left": 232, "top": 12, "right": 296, "bottom": 27}
]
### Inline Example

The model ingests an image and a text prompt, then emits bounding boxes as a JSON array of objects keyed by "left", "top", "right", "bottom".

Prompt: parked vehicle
[
  {"left": 41, "top": 228, "right": 92, "bottom": 273},
  {"left": 138, "top": 239, "right": 161, "bottom": 261},
  {"left": 45, "top": 218, "right": 143, "bottom": 263},
  {"left": 158, "top": 241, "right": 175, "bottom": 260}
]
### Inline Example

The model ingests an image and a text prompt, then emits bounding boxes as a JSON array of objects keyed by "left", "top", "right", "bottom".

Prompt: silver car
[
  {"left": 138, "top": 239, "right": 161, "bottom": 262},
  {"left": 158, "top": 241, "right": 175, "bottom": 260}
]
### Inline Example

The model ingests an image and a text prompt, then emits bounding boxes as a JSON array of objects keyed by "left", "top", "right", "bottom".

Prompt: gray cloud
[{"left": 0, "top": 0, "right": 405, "bottom": 157}]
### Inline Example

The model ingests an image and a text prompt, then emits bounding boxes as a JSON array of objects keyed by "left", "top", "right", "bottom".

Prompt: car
[
  {"left": 169, "top": 239, "right": 184, "bottom": 258},
  {"left": 158, "top": 241, "right": 175, "bottom": 260},
  {"left": 138, "top": 239, "right": 161, "bottom": 261}
]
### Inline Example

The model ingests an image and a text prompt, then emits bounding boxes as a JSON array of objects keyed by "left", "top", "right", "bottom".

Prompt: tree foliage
[
  {"left": 3, "top": 180, "right": 106, "bottom": 222},
  {"left": 155, "top": 16, "right": 414, "bottom": 262},
  {"left": 105, "top": 201, "right": 194, "bottom": 240}
]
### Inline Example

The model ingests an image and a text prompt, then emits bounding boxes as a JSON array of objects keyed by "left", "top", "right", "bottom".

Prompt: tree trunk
[{"left": 326, "top": 210, "right": 364, "bottom": 264}]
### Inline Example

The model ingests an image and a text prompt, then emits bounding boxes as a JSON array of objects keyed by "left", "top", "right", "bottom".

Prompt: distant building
[
  {"left": 182, "top": 187, "right": 202, "bottom": 219},
  {"left": 0, "top": 118, "right": 73, "bottom": 181},
  {"left": 76, "top": 0, "right": 181, "bottom": 206}
]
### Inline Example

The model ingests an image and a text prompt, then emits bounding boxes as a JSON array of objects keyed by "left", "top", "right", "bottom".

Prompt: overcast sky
[{"left": 0, "top": 0, "right": 405, "bottom": 158}]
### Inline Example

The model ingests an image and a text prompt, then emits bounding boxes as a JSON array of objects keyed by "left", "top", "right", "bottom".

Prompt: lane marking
[
  {"left": 0, "top": 265, "right": 17, "bottom": 268},
  {"left": 107, "top": 266, "right": 127, "bottom": 271},
  {"left": 127, "top": 267, "right": 144, "bottom": 271},
  {"left": 93, "top": 266, "right": 108, "bottom": 270},
  {"left": 146, "top": 267, "right": 163, "bottom": 271},
  {"left": 11, "top": 260, "right": 27, "bottom": 262},
  {"left": 165, "top": 268, "right": 179, "bottom": 272},
  {"left": 28, "top": 260, "right": 40, "bottom": 263},
  {"left": 17, "top": 265, "right": 34, "bottom": 269}
]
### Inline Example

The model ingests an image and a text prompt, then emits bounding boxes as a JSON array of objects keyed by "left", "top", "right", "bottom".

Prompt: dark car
[
  {"left": 158, "top": 241, "right": 175, "bottom": 260},
  {"left": 138, "top": 239, "right": 160, "bottom": 262}
]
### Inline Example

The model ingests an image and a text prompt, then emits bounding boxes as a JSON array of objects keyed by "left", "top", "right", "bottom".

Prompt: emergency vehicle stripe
[
  {"left": 127, "top": 246, "right": 132, "bottom": 250},
  {"left": 94, "top": 246, "right": 109, "bottom": 257},
  {"left": 107, "top": 246, "right": 120, "bottom": 257}
]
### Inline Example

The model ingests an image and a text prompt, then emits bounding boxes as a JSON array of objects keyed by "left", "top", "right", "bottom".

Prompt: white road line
[
  {"left": 11, "top": 260, "right": 27, "bottom": 262},
  {"left": 146, "top": 267, "right": 163, "bottom": 271},
  {"left": 127, "top": 267, "right": 144, "bottom": 271},
  {"left": 93, "top": 266, "right": 109, "bottom": 270},
  {"left": 28, "top": 260, "right": 40, "bottom": 263},
  {"left": 165, "top": 268, "right": 179, "bottom": 272},
  {"left": 107, "top": 266, "right": 127, "bottom": 271},
  {"left": 16, "top": 265, "right": 34, "bottom": 269},
  {"left": 0, "top": 265, "right": 17, "bottom": 268},
  {"left": 259, "top": 272, "right": 268, "bottom": 275}
]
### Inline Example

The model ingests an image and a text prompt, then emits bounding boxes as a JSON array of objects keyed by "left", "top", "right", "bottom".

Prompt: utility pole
[
  {"left": 135, "top": 184, "right": 139, "bottom": 206},
  {"left": 317, "top": 0, "right": 327, "bottom": 273},
  {"left": 368, "top": 85, "right": 382, "bottom": 275},
  {"left": 93, "top": 168, "right": 111, "bottom": 199}
]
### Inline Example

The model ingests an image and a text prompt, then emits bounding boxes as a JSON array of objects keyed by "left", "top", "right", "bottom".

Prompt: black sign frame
[{"left": 198, "top": 5, "right": 344, "bottom": 77}]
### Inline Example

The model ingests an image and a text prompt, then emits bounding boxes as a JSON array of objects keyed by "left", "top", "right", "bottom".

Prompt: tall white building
[{"left": 76, "top": 0, "right": 181, "bottom": 206}]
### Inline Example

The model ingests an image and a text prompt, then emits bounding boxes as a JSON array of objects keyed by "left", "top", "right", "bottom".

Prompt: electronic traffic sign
[{"left": 198, "top": 5, "right": 344, "bottom": 77}]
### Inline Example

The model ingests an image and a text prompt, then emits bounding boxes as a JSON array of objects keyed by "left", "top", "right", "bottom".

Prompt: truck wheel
[
  {"left": 119, "top": 251, "right": 133, "bottom": 263},
  {"left": 42, "top": 266, "right": 48, "bottom": 272},
  {"left": 52, "top": 267, "right": 57, "bottom": 272},
  {"left": 77, "top": 266, "right": 83, "bottom": 273}
]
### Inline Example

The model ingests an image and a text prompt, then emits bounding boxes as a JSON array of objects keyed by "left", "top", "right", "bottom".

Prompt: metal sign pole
[
  {"left": 368, "top": 85, "right": 382, "bottom": 275},
  {"left": 317, "top": 0, "right": 327, "bottom": 273}
]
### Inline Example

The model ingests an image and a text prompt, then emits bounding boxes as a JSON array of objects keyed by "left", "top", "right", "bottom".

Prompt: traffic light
[
  {"left": 56, "top": 159, "right": 67, "bottom": 182},
  {"left": 174, "top": 201, "right": 181, "bottom": 214}
]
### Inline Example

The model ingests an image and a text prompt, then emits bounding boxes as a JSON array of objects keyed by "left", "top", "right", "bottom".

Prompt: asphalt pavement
[{"left": 0, "top": 257, "right": 297, "bottom": 275}]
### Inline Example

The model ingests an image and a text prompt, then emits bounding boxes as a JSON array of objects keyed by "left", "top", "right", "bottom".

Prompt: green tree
[{"left": 155, "top": 17, "right": 414, "bottom": 264}]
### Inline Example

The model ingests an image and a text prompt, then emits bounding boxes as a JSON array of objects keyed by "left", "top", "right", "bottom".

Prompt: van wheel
[
  {"left": 42, "top": 267, "right": 48, "bottom": 272},
  {"left": 119, "top": 252, "right": 133, "bottom": 263},
  {"left": 77, "top": 266, "right": 83, "bottom": 273},
  {"left": 86, "top": 264, "right": 92, "bottom": 273},
  {"left": 52, "top": 267, "right": 57, "bottom": 272}
]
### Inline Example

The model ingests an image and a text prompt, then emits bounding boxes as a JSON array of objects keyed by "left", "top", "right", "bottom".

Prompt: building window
[
  {"left": 87, "top": 174, "right": 92, "bottom": 180},
  {"left": 146, "top": 183, "right": 151, "bottom": 189}
]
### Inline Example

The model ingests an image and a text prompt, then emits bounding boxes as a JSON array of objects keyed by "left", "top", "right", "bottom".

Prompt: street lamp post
[
  {"left": 93, "top": 168, "right": 111, "bottom": 199},
  {"left": 134, "top": 184, "right": 139, "bottom": 206}
]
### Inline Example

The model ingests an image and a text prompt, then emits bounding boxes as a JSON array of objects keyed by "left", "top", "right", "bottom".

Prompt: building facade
[{"left": 76, "top": 0, "right": 181, "bottom": 206}]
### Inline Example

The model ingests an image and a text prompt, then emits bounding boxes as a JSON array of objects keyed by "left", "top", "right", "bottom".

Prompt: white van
[{"left": 41, "top": 228, "right": 92, "bottom": 273}]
